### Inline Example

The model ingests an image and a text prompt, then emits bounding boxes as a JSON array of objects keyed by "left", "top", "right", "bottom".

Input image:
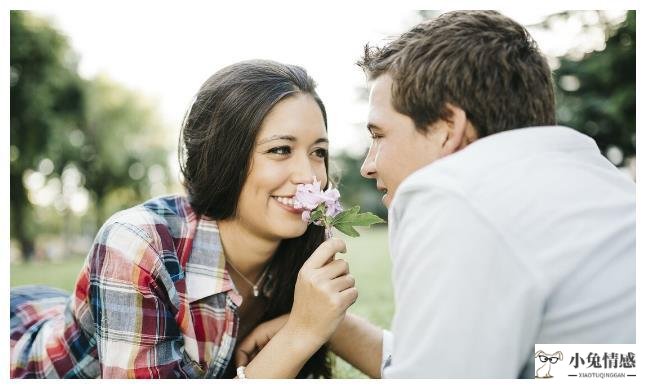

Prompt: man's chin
[{"left": 382, "top": 193, "right": 391, "bottom": 208}]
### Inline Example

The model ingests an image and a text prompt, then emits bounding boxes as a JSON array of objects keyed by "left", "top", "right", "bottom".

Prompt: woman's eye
[
  {"left": 313, "top": 148, "right": 328, "bottom": 158},
  {"left": 268, "top": 146, "right": 291, "bottom": 155}
]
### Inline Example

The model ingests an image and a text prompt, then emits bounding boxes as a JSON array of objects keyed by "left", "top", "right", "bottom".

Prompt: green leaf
[
  {"left": 310, "top": 208, "right": 325, "bottom": 222},
  {"left": 332, "top": 205, "right": 360, "bottom": 224},
  {"left": 347, "top": 212, "right": 385, "bottom": 226},
  {"left": 333, "top": 223, "right": 360, "bottom": 237},
  {"left": 312, "top": 204, "right": 385, "bottom": 237},
  {"left": 330, "top": 206, "right": 385, "bottom": 238}
]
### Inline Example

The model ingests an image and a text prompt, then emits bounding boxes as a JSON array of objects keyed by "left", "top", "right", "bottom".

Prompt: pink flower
[
  {"left": 322, "top": 188, "right": 343, "bottom": 217},
  {"left": 294, "top": 177, "right": 343, "bottom": 221},
  {"left": 294, "top": 177, "right": 326, "bottom": 211}
]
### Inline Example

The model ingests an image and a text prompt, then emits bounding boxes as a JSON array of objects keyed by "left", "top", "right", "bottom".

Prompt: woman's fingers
[
  {"left": 235, "top": 314, "right": 289, "bottom": 367},
  {"left": 235, "top": 327, "right": 270, "bottom": 367},
  {"left": 319, "top": 258, "right": 350, "bottom": 280},
  {"left": 288, "top": 239, "right": 356, "bottom": 345},
  {"left": 329, "top": 274, "right": 355, "bottom": 292},
  {"left": 235, "top": 337, "right": 256, "bottom": 367},
  {"left": 338, "top": 286, "right": 359, "bottom": 308},
  {"left": 301, "top": 238, "right": 346, "bottom": 271}
]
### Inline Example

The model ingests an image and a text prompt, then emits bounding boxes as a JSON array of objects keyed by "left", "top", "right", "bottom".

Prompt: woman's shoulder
[
  {"left": 87, "top": 195, "right": 197, "bottom": 283},
  {"left": 96, "top": 194, "right": 196, "bottom": 257}
]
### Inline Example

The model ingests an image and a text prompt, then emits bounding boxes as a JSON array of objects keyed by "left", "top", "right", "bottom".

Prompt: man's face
[{"left": 360, "top": 74, "right": 449, "bottom": 208}]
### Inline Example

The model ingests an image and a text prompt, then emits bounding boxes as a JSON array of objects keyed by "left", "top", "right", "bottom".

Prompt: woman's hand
[
  {"left": 232, "top": 238, "right": 357, "bottom": 378},
  {"left": 235, "top": 314, "right": 289, "bottom": 367},
  {"left": 284, "top": 237, "right": 358, "bottom": 349}
]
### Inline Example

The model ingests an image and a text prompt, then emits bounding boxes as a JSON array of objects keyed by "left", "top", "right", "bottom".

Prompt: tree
[
  {"left": 79, "top": 75, "right": 173, "bottom": 228},
  {"left": 10, "top": 11, "right": 85, "bottom": 260},
  {"left": 10, "top": 12, "right": 174, "bottom": 261},
  {"left": 552, "top": 11, "right": 635, "bottom": 166},
  {"left": 333, "top": 152, "right": 388, "bottom": 221}
]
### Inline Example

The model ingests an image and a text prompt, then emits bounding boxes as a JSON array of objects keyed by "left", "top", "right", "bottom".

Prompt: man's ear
[{"left": 439, "top": 103, "right": 470, "bottom": 155}]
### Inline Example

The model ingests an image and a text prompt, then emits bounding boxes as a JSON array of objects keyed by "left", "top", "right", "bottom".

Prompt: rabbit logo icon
[{"left": 534, "top": 350, "right": 563, "bottom": 378}]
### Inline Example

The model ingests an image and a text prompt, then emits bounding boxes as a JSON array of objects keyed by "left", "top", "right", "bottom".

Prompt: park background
[{"left": 9, "top": 8, "right": 636, "bottom": 378}]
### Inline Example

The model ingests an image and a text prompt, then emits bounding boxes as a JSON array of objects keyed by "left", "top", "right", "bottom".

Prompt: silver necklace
[{"left": 226, "top": 260, "right": 270, "bottom": 297}]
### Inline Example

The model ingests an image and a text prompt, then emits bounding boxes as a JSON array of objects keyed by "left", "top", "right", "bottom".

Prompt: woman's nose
[{"left": 291, "top": 154, "right": 321, "bottom": 185}]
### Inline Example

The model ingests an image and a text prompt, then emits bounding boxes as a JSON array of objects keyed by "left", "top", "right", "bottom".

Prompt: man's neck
[{"left": 217, "top": 218, "right": 279, "bottom": 282}]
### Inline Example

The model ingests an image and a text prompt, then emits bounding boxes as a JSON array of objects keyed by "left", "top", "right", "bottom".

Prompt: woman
[{"left": 10, "top": 60, "right": 357, "bottom": 378}]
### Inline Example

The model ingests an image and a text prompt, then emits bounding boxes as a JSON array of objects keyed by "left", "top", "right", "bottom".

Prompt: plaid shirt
[{"left": 10, "top": 195, "right": 245, "bottom": 378}]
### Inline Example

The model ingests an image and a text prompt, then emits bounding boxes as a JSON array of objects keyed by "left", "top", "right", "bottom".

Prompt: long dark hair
[{"left": 178, "top": 59, "right": 332, "bottom": 378}]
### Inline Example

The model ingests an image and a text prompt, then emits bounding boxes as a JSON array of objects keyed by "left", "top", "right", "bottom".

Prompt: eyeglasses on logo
[{"left": 535, "top": 350, "right": 563, "bottom": 378}]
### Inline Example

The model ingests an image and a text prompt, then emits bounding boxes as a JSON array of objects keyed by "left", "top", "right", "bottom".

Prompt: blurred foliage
[
  {"left": 10, "top": 10, "right": 635, "bottom": 261},
  {"left": 551, "top": 11, "right": 635, "bottom": 164},
  {"left": 10, "top": 11, "right": 84, "bottom": 259},
  {"left": 80, "top": 75, "right": 172, "bottom": 225},
  {"left": 333, "top": 152, "right": 388, "bottom": 221},
  {"left": 10, "top": 11, "right": 172, "bottom": 261}
]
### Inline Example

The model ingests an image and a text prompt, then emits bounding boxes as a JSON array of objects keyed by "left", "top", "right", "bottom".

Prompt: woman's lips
[{"left": 272, "top": 197, "right": 303, "bottom": 214}]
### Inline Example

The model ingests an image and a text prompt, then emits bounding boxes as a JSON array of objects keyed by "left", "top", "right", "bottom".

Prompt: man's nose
[{"left": 360, "top": 145, "right": 377, "bottom": 179}]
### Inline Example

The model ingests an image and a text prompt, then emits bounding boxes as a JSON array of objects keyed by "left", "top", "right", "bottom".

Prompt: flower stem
[{"left": 325, "top": 226, "right": 333, "bottom": 240}]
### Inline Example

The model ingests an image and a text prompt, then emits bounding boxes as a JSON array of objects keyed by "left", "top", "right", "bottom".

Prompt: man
[{"left": 236, "top": 10, "right": 635, "bottom": 378}]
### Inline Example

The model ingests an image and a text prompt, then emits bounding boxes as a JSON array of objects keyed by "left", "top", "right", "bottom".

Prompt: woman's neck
[{"left": 217, "top": 218, "right": 279, "bottom": 282}]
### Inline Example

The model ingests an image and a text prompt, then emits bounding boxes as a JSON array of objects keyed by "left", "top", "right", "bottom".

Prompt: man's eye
[
  {"left": 369, "top": 131, "right": 383, "bottom": 140},
  {"left": 268, "top": 146, "right": 291, "bottom": 155},
  {"left": 313, "top": 148, "right": 328, "bottom": 158}
]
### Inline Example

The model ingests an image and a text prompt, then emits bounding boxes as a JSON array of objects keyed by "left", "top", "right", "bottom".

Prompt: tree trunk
[{"left": 10, "top": 171, "right": 35, "bottom": 262}]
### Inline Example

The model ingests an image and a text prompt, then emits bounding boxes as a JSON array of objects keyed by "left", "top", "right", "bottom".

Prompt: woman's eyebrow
[
  {"left": 312, "top": 137, "right": 329, "bottom": 145},
  {"left": 257, "top": 135, "right": 296, "bottom": 145},
  {"left": 257, "top": 135, "right": 329, "bottom": 146}
]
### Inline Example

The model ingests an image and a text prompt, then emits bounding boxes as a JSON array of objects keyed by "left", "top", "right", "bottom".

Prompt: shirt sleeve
[
  {"left": 381, "top": 329, "right": 394, "bottom": 376},
  {"left": 89, "top": 222, "right": 204, "bottom": 378},
  {"left": 383, "top": 185, "right": 545, "bottom": 378}
]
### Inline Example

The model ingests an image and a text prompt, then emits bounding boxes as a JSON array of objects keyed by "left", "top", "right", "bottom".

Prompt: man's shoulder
[
  {"left": 393, "top": 155, "right": 469, "bottom": 205},
  {"left": 395, "top": 125, "right": 606, "bottom": 199}
]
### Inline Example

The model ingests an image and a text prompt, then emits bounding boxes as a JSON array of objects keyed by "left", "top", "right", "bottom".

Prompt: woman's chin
[{"left": 273, "top": 222, "right": 309, "bottom": 239}]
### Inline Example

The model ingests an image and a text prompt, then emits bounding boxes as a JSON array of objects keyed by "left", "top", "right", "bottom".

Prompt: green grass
[
  {"left": 10, "top": 255, "right": 85, "bottom": 292},
  {"left": 9, "top": 227, "right": 394, "bottom": 378},
  {"left": 332, "top": 226, "right": 393, "bottom": 378}
]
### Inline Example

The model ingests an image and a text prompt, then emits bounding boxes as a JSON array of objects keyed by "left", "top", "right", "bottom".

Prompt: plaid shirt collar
[{"left": 184, "top": 212, "right": 243, "bottom": 306}]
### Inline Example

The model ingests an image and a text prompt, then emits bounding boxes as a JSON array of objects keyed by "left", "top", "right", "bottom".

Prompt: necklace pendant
[{"left": 252, "top": 286, "right": 259, "bottom": 297}]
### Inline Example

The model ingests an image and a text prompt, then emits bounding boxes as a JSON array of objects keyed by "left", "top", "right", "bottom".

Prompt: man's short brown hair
[{"left": 358, "top": 10, "right": 556, "bottom": 137}]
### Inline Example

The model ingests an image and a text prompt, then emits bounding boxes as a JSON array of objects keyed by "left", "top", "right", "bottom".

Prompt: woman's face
[{"left": 235, "top": 93, "right": 328, "bottom": 240}]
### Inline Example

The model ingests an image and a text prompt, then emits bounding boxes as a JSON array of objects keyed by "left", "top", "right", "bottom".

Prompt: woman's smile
[{"left": 271, "top": 195, "right": 303, "bottom": 215}]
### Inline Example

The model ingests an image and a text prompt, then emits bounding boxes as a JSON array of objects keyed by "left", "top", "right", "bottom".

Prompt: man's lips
[
  {"left": 377, "top": 186, "right": 389, "bottom": 205},
  {"left": 381, "top": 192, "right": 389, "bottom": 205}
]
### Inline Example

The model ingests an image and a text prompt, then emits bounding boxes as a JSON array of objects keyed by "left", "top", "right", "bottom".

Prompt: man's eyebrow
[{"left": 256, "top": 135, "right": 329, "bottom": 146}]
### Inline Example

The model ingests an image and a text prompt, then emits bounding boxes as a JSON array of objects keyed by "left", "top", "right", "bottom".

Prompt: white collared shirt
[{"left": 381, "top": 126, "right": 636, "bottom": 378}]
